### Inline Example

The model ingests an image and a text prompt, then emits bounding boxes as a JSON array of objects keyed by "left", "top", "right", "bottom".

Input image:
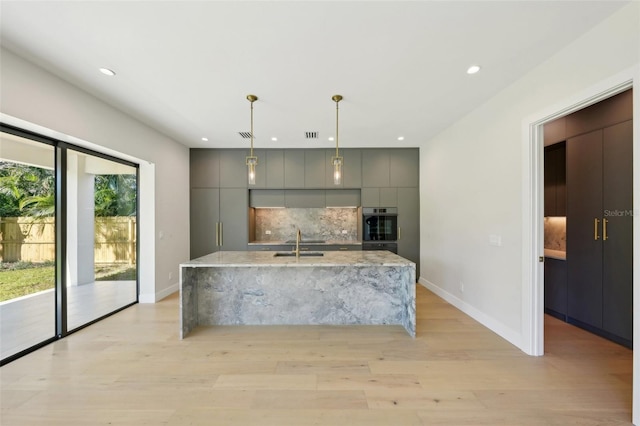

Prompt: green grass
[
  {"left": 0, "top": 262, "right": 136, "bottom": 302},
  {"left": 0, "top": 263, "right": 55, "bottom": 302}
]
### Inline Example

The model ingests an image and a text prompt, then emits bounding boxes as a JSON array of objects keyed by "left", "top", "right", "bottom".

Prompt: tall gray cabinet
[
  {"left": 190, "top": 149, "right": 249, "bottom": 258},
  {"left": 564, "top": 89, "right": 633, "bottom": 347}
]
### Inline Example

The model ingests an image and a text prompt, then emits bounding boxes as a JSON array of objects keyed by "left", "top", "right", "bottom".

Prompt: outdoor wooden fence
[{"left": 0, "top": 217, "right": 136, "bottom": 264}]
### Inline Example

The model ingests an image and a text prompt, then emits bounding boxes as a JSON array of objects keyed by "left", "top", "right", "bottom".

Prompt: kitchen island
[{"left": 179, "top": 250, "right": 416, "bottom": 338}]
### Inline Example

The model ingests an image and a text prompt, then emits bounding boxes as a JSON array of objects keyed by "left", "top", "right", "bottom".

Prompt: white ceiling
[{"left": 0, "top": 1, "right": 629, "bottom": 149}]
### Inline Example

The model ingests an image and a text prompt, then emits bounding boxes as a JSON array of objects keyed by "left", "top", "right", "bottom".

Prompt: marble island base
[{"left": 180, "top": 251, "right": 416, "bottom": 337}]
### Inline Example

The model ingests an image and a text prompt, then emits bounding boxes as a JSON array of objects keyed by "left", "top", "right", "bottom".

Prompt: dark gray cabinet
[
  {"left": 219, "top": 150, "right": 249, "bottom": 188},
  {"left": 544, "top": 258, "right": 567, "bottom": 320},
  {"left": 362, "top": 187, "right": 397, "bottom": 207},
  {"left": 567, "top": 120, "right": 632, "bottom": 346},
  {"left": 544, "top": 142, "right": 566, "bottom": 217}
]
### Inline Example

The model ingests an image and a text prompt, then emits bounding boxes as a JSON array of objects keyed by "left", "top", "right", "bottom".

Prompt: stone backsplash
[
  {"left": 544, "top": 216, "right": 566, "bottom": 251},
  {"left": 254, "top": 208, "right": 358, "bottom": 242}
]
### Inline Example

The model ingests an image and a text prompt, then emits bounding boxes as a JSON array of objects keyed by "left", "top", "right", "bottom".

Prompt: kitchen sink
[
  {"left": 284, "top": 239, "right": 326, "bottom": 244},
  {"left": 273, "top": 252, "right": 325, "bottom": 257}
]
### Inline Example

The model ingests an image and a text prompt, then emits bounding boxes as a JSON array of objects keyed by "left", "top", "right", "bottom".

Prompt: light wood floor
[{"left": 0, "top": 285, "right": 632, "bottom": 425}]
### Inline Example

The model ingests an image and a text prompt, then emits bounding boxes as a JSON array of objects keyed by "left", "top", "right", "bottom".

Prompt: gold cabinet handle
[
  {"left": 219, "top": 222, "right": 223, "bottom": 246},
  {"left": 398, "top": 227, "right": 401, "bottom": 240},
  {"left": 339, "top": 247, "right": 348, "bottom": 251},
  {"left": 215, "top": 222, "right": 220, "bottom": 246},
  {"left": 603, "top": 218, "right": 608, "bottom": 241},
  {"left": 594, "top": 218, "right": 600, "bottom": 240}
]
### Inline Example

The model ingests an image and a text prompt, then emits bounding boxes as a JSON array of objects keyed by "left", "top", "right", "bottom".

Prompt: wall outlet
[
  {"left": 341, "top": 230, "right": 348, "bottom": 234},
  {"left": 265, "top": 230, "right": 271, "bottom": 235}
]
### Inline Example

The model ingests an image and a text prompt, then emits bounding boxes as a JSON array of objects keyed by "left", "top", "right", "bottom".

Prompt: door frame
[{"left": 521, "top": 66, "right": 637, "bottom": 421}]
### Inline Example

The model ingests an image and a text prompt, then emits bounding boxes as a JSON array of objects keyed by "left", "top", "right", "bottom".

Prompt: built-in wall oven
[{"left": 362, "top": 207, "right": 398, "bottom": 253}]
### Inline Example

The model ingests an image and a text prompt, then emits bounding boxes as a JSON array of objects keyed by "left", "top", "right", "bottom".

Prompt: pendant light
[
  {"left": 331, "top": 94, "right": 344, "bottom": 185},
  {"left": 246, "top": 94, "right": 258, "bottom": 185}
]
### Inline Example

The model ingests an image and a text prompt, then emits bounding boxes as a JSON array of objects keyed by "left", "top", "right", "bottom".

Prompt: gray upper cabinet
[
  {"left": 325, "top": 148, "right": 362, "bottom": 188},
  {"left": 361, "top": 188, "right": 380, "bottom": 207},
  {"left": 190, "top": 149, "right": 220, "bottom": 188},
  {"left": 219, "top": 150, "right": 249, "bottom": 188},
  {"left": 284, "top": 189, "right": 325, "bottom": 208},
  {"left": 304, "top": 150, "right": 326, "bottom": 188},
  {"left": 250, "top": 189, "right": 285, "bottom": 207},
  {"left": 380, "top": 187, "right": 398, "bottom": 207},
  {"left": 266, "top": 149, "right": 285, "bottom": 188},
  {"left": 390, "top": 149, "right": 419, "bottom": 187},
  {"left": 325, "top": 189, "right": 360, "bottom": 207},
  {"left": 284, "top": 150, "right": 305, "bottom": 188},
  {"left": 362, "top": 149, "right": 390, "bottom": 187}
]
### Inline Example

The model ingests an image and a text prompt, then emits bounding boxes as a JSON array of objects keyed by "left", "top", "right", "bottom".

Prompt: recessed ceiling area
[{"left": 0, "top": 1, "right": 629, "bottom": 149}]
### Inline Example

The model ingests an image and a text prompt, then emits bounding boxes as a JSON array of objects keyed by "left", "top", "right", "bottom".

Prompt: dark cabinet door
[
  {"left": 567, "top": 130, "right": 603, "bottom": 329},
  {"left": 544, "top": 143, "right": 566, "bottom": 217},
  {"left": 602, "top": 120, "right": 633, "bottom": 342},
  {"left": 544, "top": 258, "right": 567, "bottom": 319}
]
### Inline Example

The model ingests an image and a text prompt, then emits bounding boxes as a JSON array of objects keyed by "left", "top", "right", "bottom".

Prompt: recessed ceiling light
[
  {"left": 271, "top": 137, "right": 278, "bottom": 142},
  {"left": 99, "top": 68, "right": 116, "bottom": 76},
  {"left": 397, "top": 136, "right": 405, "bottom": 141},
  {"left": 467, "top": 65, "right": 481, "bottom": 75},
  {"left": 201, "top": 137, "right": 208, "bottom": 142},
  {"left": 328, "top": 137, "right": 335, "bottom": 142}
]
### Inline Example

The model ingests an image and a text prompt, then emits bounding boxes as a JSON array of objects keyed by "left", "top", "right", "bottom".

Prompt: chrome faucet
[{"left": 294, "top": 229, "right": 302, "bottom": 258}]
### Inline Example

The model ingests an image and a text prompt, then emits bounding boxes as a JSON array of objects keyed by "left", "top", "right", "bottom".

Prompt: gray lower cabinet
[
  {"left": 397, "top": 187, "right": 419, "bottom": 276},
  {"left": 247, "top": 245, "right": 292, "bottom": 252},
  {"left": 190, "top": 188, "right": 248, "bottom": 258},
  {"left": 190, "top": 188, "right": 220, "bottom": 258}
]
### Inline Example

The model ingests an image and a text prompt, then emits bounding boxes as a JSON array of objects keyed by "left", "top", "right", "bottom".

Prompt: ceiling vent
[
  {"left": 305, "top": 131, "right": 319, "bottom": 139},
  {"left": 238, "top": 131, "right": 252, "bottom": 139}
]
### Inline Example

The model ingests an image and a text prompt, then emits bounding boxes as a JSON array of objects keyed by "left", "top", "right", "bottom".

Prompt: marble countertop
[
  {"left": 248, "top": 240, "right": 362, "bottom": 246},
  {"left": 544, "top": 249, "right": 566, "bottom": 261},
  {"left": 182, "top": 250, "right": 413, "bottom": 268}
]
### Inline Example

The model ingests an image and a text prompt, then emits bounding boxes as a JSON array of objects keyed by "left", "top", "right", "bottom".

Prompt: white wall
[
  {"left": 0, "top": 47, "right": 190, "bottom": 302},
  {"left": 419, "top": 2, "right": 639, "bottom": 349}
]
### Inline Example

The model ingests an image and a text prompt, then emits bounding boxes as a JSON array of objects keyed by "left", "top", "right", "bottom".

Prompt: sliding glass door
[
  {"left": 0, "top": 132, "right": 56, "bottom": 360},
  {"left": 0, "top": 125, "right": 139, "bottom": 364},
  {"left": 65, "top": 149, "right": 138, "bottom": 330}
]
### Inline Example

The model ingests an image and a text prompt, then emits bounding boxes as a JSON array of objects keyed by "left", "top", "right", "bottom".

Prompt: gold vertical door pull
[
  {"left": 594, "top": 218, "right": 600, "bottom": 240},
  {"left": 219, "top": 222, "right": 223, "bottom": 247},
  {"left": 603, "top": 218, "right": 608, "bottom": 241},
  {"left": 398, "top": 227, "right": 401, "bottom": 240},
  {"left": 215, "top": 222, "right": 220, "bottom": 246}
]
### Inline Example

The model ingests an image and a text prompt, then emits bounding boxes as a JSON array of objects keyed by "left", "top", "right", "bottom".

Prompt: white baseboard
[
  {"left": 418, "top": 277, "right": 523, "bottom": 351},
  {"left": 139, "top": 282, "right": 179, "bottom": 303}
]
